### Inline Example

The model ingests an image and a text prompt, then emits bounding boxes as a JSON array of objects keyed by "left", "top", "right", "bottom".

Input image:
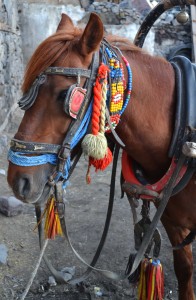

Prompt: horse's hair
[
  {"left": 22, "top": 25, "right": 166, "bottom": 94},
  {"left": 22, "top": 22, "right": 147, "bottom": 94},
  {"left": 22, "top": 28, "right": 82, "bottom": 93}
]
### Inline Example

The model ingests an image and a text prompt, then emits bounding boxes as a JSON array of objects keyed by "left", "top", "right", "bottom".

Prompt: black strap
[
  {"left": 10, "top": 138, "right": 61, "bottom": 154},
  {"left": 45, "top": 67, "right": 92, "bottom": 78},
  {"left": 18, "top": 74, "right": 46, "bottom": 111},
  {"left": 129, "top": 153, "right": 186, "bottom": 275},
  {"left": 56, "top": 51, "right": 100, "bottom": 173}
]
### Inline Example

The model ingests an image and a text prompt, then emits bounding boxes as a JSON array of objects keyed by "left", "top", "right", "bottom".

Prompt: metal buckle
[
  {"left": 55, "top": 201, "right": 65, "bottom": 219},
  {"left": 58, "top": 144, "right": 70, "bottom": 161}
]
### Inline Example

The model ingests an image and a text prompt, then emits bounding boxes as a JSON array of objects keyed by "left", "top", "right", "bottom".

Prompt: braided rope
[
  {"left": 99, "top": 80, "right": 107, "bottom": 135},
  {"left": 82, "top": 64, "right": 109, "bottom": 160},
  {"left": 92, "top": 71, "right": 102, "bottom": 135}
]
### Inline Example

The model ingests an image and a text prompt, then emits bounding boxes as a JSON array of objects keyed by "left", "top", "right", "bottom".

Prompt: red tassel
[{"left": 89, "top": 147, "right": 113, "bottom": 171}]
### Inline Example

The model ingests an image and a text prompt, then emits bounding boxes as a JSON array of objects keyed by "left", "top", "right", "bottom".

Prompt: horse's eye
[{"left": 58, "top": 89, "right": 68, "bottom": 101}]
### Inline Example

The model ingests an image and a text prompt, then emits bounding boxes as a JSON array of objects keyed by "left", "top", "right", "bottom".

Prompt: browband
[{"left": 45, "top": 67, "right": 91, "bottom": 78}]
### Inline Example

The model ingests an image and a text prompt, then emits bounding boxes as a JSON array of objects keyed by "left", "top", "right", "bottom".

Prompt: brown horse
[{"left": 7, "top": 10, "right": 196, "bottom": 300}]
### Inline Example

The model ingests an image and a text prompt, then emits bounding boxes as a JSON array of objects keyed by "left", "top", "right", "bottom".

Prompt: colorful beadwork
[{"left": 105, "top": 47, "right": 132, "bottom": 132}]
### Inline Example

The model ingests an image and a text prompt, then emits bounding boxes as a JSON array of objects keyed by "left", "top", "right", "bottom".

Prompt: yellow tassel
[
  {"left": 138, "top": 259, "right": 147, "bottom": 300},
  {"left": 44, "top": 195, "right": 63, "bottom": 239}
]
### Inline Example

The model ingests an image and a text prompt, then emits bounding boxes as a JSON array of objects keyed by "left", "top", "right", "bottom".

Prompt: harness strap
[
  {"left": 129, "top": 153, "right": 186, "bottom": 275},
  {"left": 10, "top": 138, "right": 60, "bottom": 154},
  {"left": 45, "top": 67, "right": 92, "bottom": 79},
  {"left": 18, "top": 74, "right": 46, "bottom": 110},
  {"left": 56, "top": 52, "right": 99, "bottom": 174}
]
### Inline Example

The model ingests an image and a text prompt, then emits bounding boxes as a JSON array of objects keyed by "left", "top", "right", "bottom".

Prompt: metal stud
[{"left": 176, "top": 7, "right": 189, "bottom": 24}]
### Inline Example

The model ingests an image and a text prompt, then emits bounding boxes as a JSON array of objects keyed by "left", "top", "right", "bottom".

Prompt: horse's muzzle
[{"left": 7, "top": 164, "right": 53, "bottom": 204}]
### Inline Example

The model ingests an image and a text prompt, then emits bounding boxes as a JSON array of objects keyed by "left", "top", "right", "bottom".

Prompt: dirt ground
[{"left": 0, "top": 133, "right": 196, "bottom": 300}]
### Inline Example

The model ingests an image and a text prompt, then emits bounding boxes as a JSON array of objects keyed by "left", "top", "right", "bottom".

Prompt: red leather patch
[
  {"left": 122, "top": 150, "right": 187, "bottom": 199},
  {"left": 69, "top": 87, "right": 86, "bottom": 119}
]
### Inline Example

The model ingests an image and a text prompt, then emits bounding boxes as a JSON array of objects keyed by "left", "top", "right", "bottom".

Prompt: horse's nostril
[{"left": 18, "top": 176, "right": 31, "bottom": 199}]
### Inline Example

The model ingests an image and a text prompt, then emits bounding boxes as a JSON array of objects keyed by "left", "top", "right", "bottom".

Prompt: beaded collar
[{"left": 104, "top": 45, "right": 132, "bottom": 132}]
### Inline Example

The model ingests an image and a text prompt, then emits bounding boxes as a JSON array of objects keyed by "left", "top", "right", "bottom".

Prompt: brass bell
[{"left": 176, "top": 10, "right": 189, "bottom": 24}]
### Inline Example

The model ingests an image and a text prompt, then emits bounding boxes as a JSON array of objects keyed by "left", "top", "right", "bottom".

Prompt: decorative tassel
[
  {"left": 44, "top": 195, "right": 63, "bottom": 239},
  {"left": 89, "top": 147, "right": 113, "bottom": 171},
  {"left": 138, "top": 258, "right": 148, "bottom": 300},
  {"left": 137, "top": 258, "right": 164, "bottom": 300},
  {"left": 82, "top": 63, "right": 113, "bottom": 179}
]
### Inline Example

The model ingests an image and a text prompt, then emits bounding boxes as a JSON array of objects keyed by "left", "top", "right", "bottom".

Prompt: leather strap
[
  {"left": 18, "top": 74, "right": 46, "bottom": 111},
  {"left": 129, "top": 153, "right": 186, "bottom": 275},
  {"left": 45, "top": 67, "right": 92, "bottom": 78},
  {"left": 10, "top": 138, "right": 61, "bottom": 154}
]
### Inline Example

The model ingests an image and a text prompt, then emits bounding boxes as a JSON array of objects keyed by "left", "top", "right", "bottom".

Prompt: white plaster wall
[{"left": 19, "top": 4, "right": 86, "bottom": 64}]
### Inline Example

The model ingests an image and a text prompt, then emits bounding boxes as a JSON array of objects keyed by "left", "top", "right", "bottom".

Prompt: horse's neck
[{"left": 117, "top": 51, "right": 176, "bottom": 180}]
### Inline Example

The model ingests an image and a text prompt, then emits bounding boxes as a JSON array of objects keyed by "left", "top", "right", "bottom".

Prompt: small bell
[{"left": 176, "top": 8, "right": 189, "bottom": 24}]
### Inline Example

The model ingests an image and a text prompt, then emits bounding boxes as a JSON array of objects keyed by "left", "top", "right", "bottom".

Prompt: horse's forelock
[{"left": 22, "top": 28, "right": 82, "bottom": 93}]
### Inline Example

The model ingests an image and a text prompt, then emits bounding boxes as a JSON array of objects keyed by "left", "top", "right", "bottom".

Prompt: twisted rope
[{"left": 99, "top": 80, "right": 107, "bottom": 134}]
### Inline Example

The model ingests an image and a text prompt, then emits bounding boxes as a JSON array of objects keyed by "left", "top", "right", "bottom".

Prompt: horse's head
[{"left": 7, "top": 13, "right": 104, "bottom": 203}]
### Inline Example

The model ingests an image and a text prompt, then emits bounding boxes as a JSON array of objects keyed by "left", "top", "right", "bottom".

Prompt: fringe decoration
[
  {"left": 44, "top": 195, "right": 63, "bottom": 239},
  {"left": 137, "top": 258, "right": 164, "bottom": 300},
  {"left": 82, "top": 63, "right": 113, "bottom": 181}
]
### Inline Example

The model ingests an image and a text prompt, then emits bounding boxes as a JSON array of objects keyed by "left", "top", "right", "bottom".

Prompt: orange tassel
[{"left": 44, "top": 195, "right": 63, "bottom": 239}]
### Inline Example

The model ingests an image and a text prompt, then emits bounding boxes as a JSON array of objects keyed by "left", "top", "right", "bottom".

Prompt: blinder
[
  {"left": 18, "top": 74, "right": 46, "bottom": 110},
  {"left": 63, "top": 84, "right": 87, "bottom": 119},
  {"left": 18, "top": 66, "right": 92, "bottom": 119}
]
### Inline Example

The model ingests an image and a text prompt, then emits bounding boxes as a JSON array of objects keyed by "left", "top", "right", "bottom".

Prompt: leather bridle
[{"left": 10, "top": 52, "right": 100, "bottom": 183}]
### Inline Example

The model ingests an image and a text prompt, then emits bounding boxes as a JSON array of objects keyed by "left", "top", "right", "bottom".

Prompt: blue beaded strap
[{"left": 104, "top": 46, "right": 132, "bottom": 132}]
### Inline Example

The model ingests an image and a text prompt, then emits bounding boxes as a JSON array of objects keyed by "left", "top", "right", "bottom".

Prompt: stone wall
[
  {"left": 18, "top": 1, "right": 155, "bottom": 64},
  {"left": 0, "top": 0, "right": 24, "bottom": 153},
  {"left": 21, "top": 1, "right": 188, "bottom": 66},
  {"left": 153, "top": 8, "right": 191, "bottom": 58}
]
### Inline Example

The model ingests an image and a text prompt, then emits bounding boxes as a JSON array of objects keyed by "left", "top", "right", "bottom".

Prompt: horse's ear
[
  {"left": 56, "top": 13, "right": 74, "bottom": 31},
  {"left": 78, "top": 13, "right": 104, "bottom": 56}
]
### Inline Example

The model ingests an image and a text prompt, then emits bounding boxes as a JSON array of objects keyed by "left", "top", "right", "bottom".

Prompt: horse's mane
[{"left": 22, "top": 27, "right": 166, "bottom": 94}]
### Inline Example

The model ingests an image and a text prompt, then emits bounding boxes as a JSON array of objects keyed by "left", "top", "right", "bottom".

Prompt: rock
[
  {"left": 60, "top": 266, "right": 76, "bottom": 281},
  {"left": 0, "top": 196, "right": 24, "bottom": 217},
  {"left": 48, "top": 276, "right": 57, "bottom": 286},
  {"left": 61, "top": 266, "right": 76, "bottom": 276},
  {"left": 0, "top": 244, "right": 8, "bottom": 264},
  {"left": 0, "top": 169, "right": 6, "bottom": 176}
]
